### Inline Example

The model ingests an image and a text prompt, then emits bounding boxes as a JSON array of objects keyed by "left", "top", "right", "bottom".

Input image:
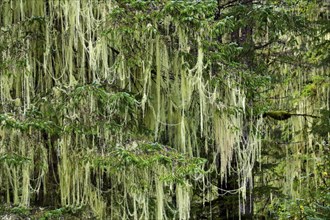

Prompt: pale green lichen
[{"left": 5, "top": 0, "right": 327, "bottom": 219}]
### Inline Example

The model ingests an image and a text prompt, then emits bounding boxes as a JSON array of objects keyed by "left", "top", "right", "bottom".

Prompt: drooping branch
[{"left": 263, "top": 111, "right": 320, "bottom": 120}]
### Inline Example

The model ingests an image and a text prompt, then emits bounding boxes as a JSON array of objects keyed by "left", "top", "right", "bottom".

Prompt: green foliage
[
  {"left": 162, "top": 1, "right": 216, "bottom": 25},
  {"left": 0, "top": 153, "right": 30, "bottom": 166},
  {"left": 39, "top": 206, "right": 83, "bottom": 220},
  {"left": 83, "top": 142, "right": 206, "bottom": 184},
  {"left": 0, "top": 113, "right": 60, "bottom": 134},
  {"left": 312, "top": 109, "right": 330, "bottom": 138},
  {"left": 305, "top": 192, "right": 330, "bottom": 220},
  {"left": 0, "top": 206, "right": 31, "bottom": 218},
  {"left": 9, "top": 206, "right": 31, "bottom": 217}
]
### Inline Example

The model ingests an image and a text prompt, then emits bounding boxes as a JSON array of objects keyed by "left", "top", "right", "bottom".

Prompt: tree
[{"left": 0, "top": 0, "right": 328, "bottom": 219}]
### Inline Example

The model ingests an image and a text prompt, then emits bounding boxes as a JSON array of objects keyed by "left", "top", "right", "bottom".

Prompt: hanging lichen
[
  {"left": 1, "top": 0, "right": 327, "bottom": 219},
  {"left": 0, "top": 0, "right": 260, "bottom": 218}
]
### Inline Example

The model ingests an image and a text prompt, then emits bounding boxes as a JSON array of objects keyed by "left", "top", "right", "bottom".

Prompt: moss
[{"left": 263, "top": 111, "right": 292, "bottom": 120}]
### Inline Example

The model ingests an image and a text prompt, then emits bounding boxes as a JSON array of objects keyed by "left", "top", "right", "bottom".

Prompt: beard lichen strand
[
  {"left": 21, "top": 138, "right": 30, "bottom": 206},
  {"left": 155, "top": 34, "right": 161, "bottom": 140},
  {"left": 7, "top": 130, "right": 18, "bottom": 205},
  {"left": 177, "top": 25, "right": 191, "bottom": 154},
  {"left": 156, "top": 166, "right": 165, "bottom": 220},
  {"left": 237, "top": 120, "right": 259, "bottom": 210},
  {"left": 214, "top": 78, "right": 241, "bottom": 183},
  {"left": 141, "top": 32, "right": 155, "bottom": 116},
  {"left": 195, "top": 35, "right": 205, "bottom": 134},
  {"left": 2, "top": 163, "right": 10, "bottom": 204},
  {"left": 176, "top": 181, "right": 191, "bottom": 220},
  {"left": 0, "top": 74, "right": 13, "bottom": 103},
  {"left": 12, "top": 166, "right": 19, "bottom": 205},
  {"left": 59, "top": 136, "right": 69, "bottom": 205},
  {"left": 180, "top": 69, "right": 194, "bottom": 154},
  {"left": 220, "top": 114, "right": 235, "bottom": 182}
]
